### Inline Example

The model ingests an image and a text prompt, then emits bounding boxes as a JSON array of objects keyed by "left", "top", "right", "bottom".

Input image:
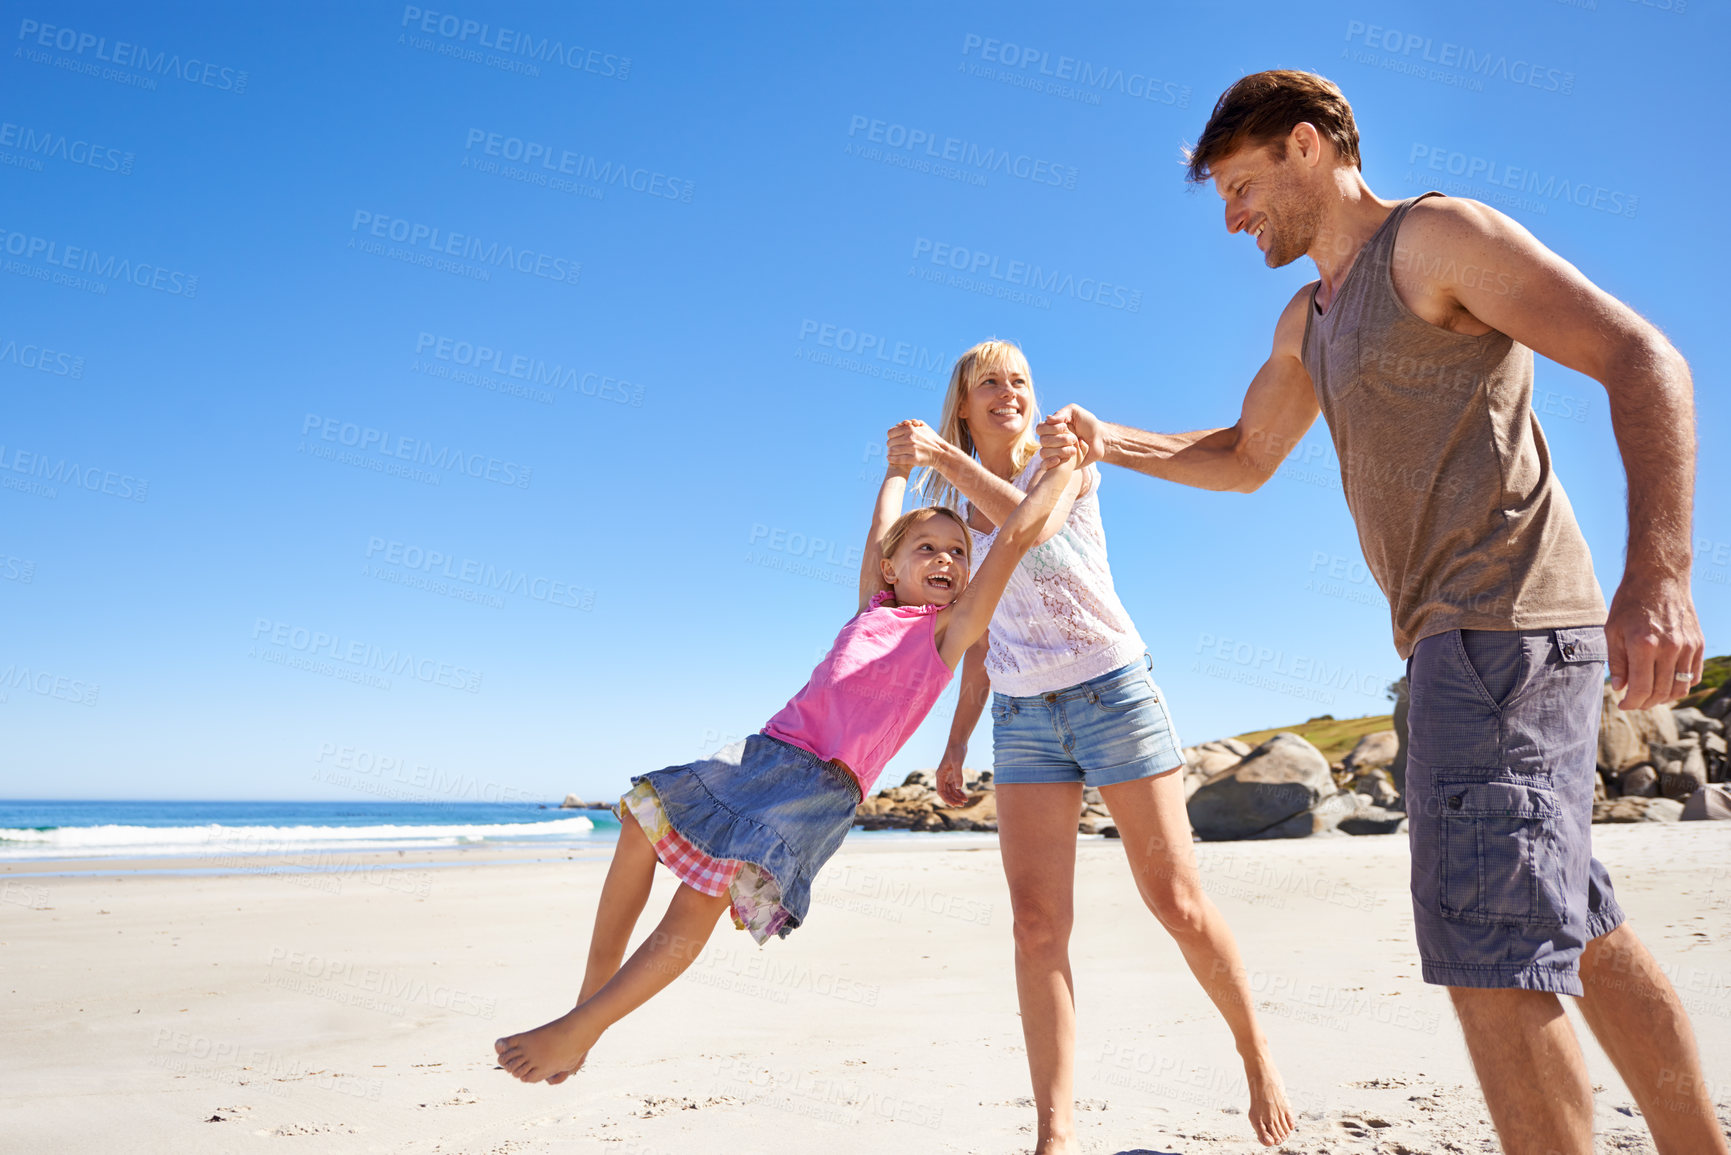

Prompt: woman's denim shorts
[{"left": 990, "top": 655, "right": 1185, "bottom": 788}]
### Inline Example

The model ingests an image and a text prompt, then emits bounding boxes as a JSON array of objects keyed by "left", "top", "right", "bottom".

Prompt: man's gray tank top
[{"left": 1300, "top": 192, "right": 1605, "bottom": 659}]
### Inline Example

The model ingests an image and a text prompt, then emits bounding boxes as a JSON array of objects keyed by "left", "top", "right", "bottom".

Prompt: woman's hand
[
  {"left": 887, "top": 419, "right": 952, "bottom": 473},
  {"left": 936, "top": 748, "right": 972, "bottom": 807}
]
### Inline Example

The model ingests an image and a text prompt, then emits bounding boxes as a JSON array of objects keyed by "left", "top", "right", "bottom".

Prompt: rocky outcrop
[
  {"left": 1593, "top": 795, "right": 1684, "bottom": 823},
  {"left": 1596, "top": 688, "right": 1728, "bottom": 813},
  {"left": 1187, "top": 733, "right": 1347, "bottom": 841},
  {"left": 1681, "top": 784, "right": 1731, "bottom": 821}
]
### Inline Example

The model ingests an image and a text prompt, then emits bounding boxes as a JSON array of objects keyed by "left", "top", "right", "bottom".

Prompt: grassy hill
[
  {"left": 1231, "top": 713, "right": 1394, "bottom": 764},
  {"left": 1227, "top": 654, "right": 1727, "bottom": 765}
]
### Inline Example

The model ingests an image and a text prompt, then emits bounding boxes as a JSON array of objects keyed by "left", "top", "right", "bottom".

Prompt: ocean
[{"left": 0, "top": 799, "right": 619, "bottom": 862}]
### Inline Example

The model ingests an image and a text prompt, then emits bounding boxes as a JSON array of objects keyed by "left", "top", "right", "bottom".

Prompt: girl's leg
[
  {"left": 580, "top": 810, "right": 659, "bottom": 1001},
  {"left": 542, "top": 809, "right": 659, "bottom": 1084},
  {"left": 1099, "top": 769, "right": 1295, "bottom": 1147},
  {"left": 496, "top": 880, "right": 730, "bottom": 1083},
  {"left": 996, "top": 782, "right": 1084, "bottom": 1155}
]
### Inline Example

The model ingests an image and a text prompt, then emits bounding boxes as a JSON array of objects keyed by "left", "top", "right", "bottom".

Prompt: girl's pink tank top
[{"left": 761, "top": 591, "right": 955, "bottom": 795}]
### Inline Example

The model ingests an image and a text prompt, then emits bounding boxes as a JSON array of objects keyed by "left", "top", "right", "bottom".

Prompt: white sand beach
[{"left": 4, "top": 825, "right": 1728, "bottom": 1154}]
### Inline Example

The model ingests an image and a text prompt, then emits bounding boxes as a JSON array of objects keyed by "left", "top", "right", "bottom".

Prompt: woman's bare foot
[
  {"left": 495, "top": 1009, "right": 598, "bottom": 1084},
  {"left": 1032, "top": 1136, "right": 1079, "bottom": 1155},
  {"left": 1242, "top": 1046, "right": 1295, "bottom": 1146}
]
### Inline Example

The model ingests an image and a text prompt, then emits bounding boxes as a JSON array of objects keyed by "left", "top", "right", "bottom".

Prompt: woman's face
[{"left": 961, "top": 359, "right": 1034, "bottom": 449}]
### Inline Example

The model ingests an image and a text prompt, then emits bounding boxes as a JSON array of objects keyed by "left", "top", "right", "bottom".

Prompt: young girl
[{"left": 494, "top": 423, "right": 1080, "bottom": 1085}]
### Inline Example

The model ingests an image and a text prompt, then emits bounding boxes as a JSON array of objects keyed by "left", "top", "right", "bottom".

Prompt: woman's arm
[
  {"left": 857, "top": 459, "right": 912, "bottom": 615},
  {"left": 887, "top": 419, "right": 1090, "bottom": 541},
  {"left": 936, "top": 446, "right": 1080, "bottom": 668},
  {"left": 936, "top": 637, "right": 990, "bottom": 807}
]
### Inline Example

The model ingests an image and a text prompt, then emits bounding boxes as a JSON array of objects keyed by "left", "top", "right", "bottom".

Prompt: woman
[{"left": 888, "top": 339, "right": 1294, "bottom": 1152}]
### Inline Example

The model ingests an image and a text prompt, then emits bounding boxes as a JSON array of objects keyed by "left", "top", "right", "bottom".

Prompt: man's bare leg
[
  {"left": 496, "top": 882, "right": 730, "bottom": 1083},
  {"left": 1450, "top": 987, "right": 1594, "bottom": 1154},
  {"left": 544, "top": 809, "right": 659, "bottom": 1084},
  {"left": 1577, "top": 922, "right": 1730, "bottom": 1154}
]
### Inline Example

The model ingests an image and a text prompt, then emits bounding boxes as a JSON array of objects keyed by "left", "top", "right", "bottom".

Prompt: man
[{"left": 1039, "top": 70, "right": 1722, "bottom": 1155}]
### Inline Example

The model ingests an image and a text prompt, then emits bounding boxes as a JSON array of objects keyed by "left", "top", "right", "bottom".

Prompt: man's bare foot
[
  {"left": 1243, "top": 1046, "right": 1295, "bottom": 1146},
  {"left": 494, "top": 1009, "right": 598, "bottom": 1084}
]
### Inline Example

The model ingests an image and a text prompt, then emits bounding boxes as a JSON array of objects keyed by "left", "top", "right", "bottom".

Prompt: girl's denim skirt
[{"left": 622, "top": 733, "right": 861, "bottom": 944}]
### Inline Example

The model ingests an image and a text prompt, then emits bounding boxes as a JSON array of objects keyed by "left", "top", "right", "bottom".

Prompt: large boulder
[
  {"left": 1343, "top": 730, "right": 1400, "bottom": 772},
  {"left": 1593, "top": 796, "right": 1684, "bottom": 823},
  {"left": 940, "top": 789, "right": 998, "bottom": 832},
  {"left": 1659, "top": 748, "right": 1709, "bottom": 801},
  {"left": 1184, "top": 742, "right": 1247, "bottom": 777},
  {"left": 1339, "top": 804, "right": 1408, "bottom": 835},
  {"left": 1671, "top": 706, "right": 1722, "bottom": 736},
  {"left": 1616, "top": 764, "right": 1659, "bottom": 798},
  {"left": 1187, "top": 733, "right": 1339, "bottom": 841},
  {"left": 1350, "top": 766, "right": 1401, "bottom": 808},
  {"left": 1598, "top": 685, "right": 1681, "bottom": 772},
  {"left": 1681, "top": 784, "right": 1731, "bottom": 821},
  {"left": 560, "top": 794, "right": 587, "bottom": 809}
]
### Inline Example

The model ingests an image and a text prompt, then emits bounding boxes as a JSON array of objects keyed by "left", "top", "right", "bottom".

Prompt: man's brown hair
[{"left": 1184, "top": 70, "right": 1361, "bottom": 184}]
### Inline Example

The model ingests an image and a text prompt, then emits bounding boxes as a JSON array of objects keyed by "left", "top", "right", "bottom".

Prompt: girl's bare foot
[
  {"left": 543, "top": 1056, "right": 586, "bottom": 1085},
  {"left": 494, "top": 1010, "right": 598, "bottom": 1084},
  {"left": 1243, "top": 1046, "right": 1295, "bottom": 1146}
]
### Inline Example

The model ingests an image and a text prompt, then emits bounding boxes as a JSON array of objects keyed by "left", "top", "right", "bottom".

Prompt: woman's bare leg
[
  {"left": 495, "top": 881, "right": 730, "bottom": 1083},
  {"left": 996, "top": 782, "right": 1084, "bottom": 1155},
  {"left": 1100, "top": 769, "right": 1295, "bottom": 1147},
  {"left": 543, "top": 808, "right": 660, "bottom": 1084}
]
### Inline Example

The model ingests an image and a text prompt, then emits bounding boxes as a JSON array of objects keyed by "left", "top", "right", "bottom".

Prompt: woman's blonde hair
[
  {"left": 917, "top": 339, "right": 1042, "bottom": 511},
  {"left": 875, "top": 507, "right": 972, "bottom": 605}
]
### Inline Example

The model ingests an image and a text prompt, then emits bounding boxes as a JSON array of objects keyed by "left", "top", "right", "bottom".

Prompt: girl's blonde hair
[
  {"left": 876, "top": 507, "right": 972, "bottom": 605},
  {"left": 916, "top": 339, "right": 1042, "bottom": 511}
]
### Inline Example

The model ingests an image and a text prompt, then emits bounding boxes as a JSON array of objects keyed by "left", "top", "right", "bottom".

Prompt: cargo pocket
[{"left": 1436, "top": 777, "right": 1567, "bottom": 928}]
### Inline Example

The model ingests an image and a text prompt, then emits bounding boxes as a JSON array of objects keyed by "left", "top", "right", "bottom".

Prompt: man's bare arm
[
  {"left": 1042, "top": 289, "right": 1321, "bottom": 493},
  {"left": 1404, "top": 198, "right": 1701, "bottom": 709}
]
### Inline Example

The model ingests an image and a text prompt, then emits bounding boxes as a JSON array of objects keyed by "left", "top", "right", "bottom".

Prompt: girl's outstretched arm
[
  {"left": 857, "top": 438, "right": 914, "bottom": 614},
  {"left": 935, "top": 445, "right": 1079, "bottom": 668}
]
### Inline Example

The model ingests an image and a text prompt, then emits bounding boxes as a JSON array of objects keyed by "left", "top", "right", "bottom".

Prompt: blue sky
[{"left": 3, "top": 1, "right": 1724, "bottom": 801}]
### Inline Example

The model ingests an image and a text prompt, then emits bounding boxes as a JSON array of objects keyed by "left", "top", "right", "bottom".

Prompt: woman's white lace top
[{"left": 964, "top": 458, "right": 1145, "bottom": 696}]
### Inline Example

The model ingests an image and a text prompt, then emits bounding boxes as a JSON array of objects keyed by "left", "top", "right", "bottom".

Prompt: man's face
[{"left": 1211, "top": 140, "right": 1321, "bottom": 269}]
